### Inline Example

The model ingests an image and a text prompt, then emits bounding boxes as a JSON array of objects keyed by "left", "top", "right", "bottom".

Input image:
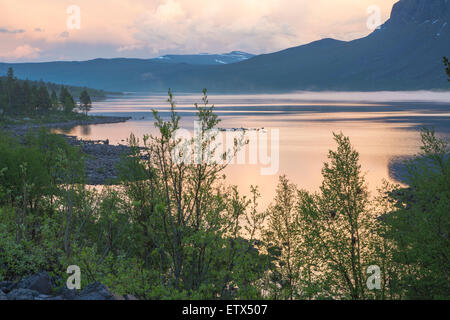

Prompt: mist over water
[
  {"left": 282, "top": 91, "right": 450, "bottom": 103},
  {"left": 58, "top": 92, "right": 450, "bottom": 208}
]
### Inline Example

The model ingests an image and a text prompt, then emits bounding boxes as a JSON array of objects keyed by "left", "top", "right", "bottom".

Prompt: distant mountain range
[{"left": 0, "top": 0, "right": 449, "bottom": 93}]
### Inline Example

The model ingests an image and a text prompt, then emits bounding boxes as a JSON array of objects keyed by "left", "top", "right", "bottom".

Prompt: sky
[{"left": 0, "top": 0, "right": 398, "bottom": 62}]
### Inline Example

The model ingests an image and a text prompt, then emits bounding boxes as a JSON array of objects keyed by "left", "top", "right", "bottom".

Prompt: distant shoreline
[{"left": 2, "top": 115, "right": 132, "bottom": 131}]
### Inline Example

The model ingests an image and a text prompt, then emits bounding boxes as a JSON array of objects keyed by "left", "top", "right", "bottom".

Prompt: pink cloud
[
  {"left": 1, "top": 44, "right": 42, "bottom": 60},
  {"left": 0, "top": 0, "right": 398, "bottom": 61}
]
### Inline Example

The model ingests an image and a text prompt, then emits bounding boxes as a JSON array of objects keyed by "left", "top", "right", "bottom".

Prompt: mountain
[
  {"left": 0, "top": 0, "right": 449, "bottom": 93},
  {"left": 192, "top": 0, "right": 450, "bottom": 92},
  {"left": 152, "top": 51, "right": 254, "bottom": 65}
]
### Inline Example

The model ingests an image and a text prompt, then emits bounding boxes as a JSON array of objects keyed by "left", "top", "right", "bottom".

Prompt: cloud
[
  {"left": 117, "top": 44, "right": 145, "bottom": 53},
  {"left": 125, "top": 0, "right": 397, "bottom": 56},
  {"left": 129, "top": 0, "right": 298, "bottom": 55},
  {"left": 0, "top": 44, "right": 42, "bottom": 60},
  {"left": 0, "top": 27, "right": 25, "bottom": 34},
  {"left": 0, "top": 0, "right": 398, "bottom": 62}
]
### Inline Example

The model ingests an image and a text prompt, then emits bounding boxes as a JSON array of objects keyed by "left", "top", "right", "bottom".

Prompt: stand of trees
[{"left": 0, "top": 68, "right": 91, "bottom": 118}]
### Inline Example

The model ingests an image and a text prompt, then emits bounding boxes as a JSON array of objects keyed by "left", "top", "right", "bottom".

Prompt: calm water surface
[{"left": 58, "top": 92, "right": 450, "bottom": 208}]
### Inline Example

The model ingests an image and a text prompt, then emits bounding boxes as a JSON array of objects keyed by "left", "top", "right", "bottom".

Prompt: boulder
[
  {"left": 76, "top": 282, "right": 116, "bottom": 300},
  {"left": 0, "top": 281, "right": 15, "bottom": 294},
  {"left": 7, "top": 288, "right": 40, "bottom": 300},
  {"left": 14, "top": 272, "right": 53, "bottom": 295},
  {"left": 0, "top": 274, "right": 134, "bottom": 300},
  {"left": 35, "top": 294, "right": 54, "bottom": 300},
  {"left": 58, "top": 286, "right": 79, "bottom": 300}
]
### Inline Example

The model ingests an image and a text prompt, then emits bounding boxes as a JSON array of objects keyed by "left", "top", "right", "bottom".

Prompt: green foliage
[
  {"left": 59, "top": 86, "right": 76, "bottom": 114},
  {"left": 293, "top": 133, "right": 378, "bottom": 299},
  {"left": 0, "top": 129, "right": 85, "bottom": 280},
  {"left": 383, "top": 128, "right": 449, "bottom": 299},
  {"left": 263, "top": 176, "right": 303, "bottom": 300},
  {"left": 0, "top": 218, "right": 52, "bottom": 280}
]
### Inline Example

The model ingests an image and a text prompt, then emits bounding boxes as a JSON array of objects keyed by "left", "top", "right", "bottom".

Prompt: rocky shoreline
[
  {"left": 2, "top": 116, "right": 135, "bottom": 185},
  {"left": 3, "top": 115, "right": 132, "bottom": 131},
  {"left": 66, "top": 136, "right": 134, "bottom": 185},
  {"left": 0, "top": 272, "right": 137, "bottom": 300}
]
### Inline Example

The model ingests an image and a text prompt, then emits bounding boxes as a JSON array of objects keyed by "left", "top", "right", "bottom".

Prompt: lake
[{"left": 58, "top": 92, "right": 450, "bottom": 208}]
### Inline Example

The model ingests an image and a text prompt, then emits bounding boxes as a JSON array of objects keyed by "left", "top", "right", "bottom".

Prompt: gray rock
[
  {"left": 15, "top": 272, "right": 53, "bottom": 295},
  {"left": 76, "top": 282, "right": 116, "bottom": 300},
  {"left": 113, "top": 294, "right": 126, "bottom": 300},
  {"left": 58, "top": 287, "right": 79, "bottom": 300},
  {"left": 0, "top": 281, "right": 15, "bottom": 293},
  {"left": 1, "top": 275, "right": 133, "bottom": 300},
  {"left": 35, "top": 294, "right": 54, "bottom": 300},
  {"left": 7, "top": 288, "right": 40, "bottom": 300}
]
